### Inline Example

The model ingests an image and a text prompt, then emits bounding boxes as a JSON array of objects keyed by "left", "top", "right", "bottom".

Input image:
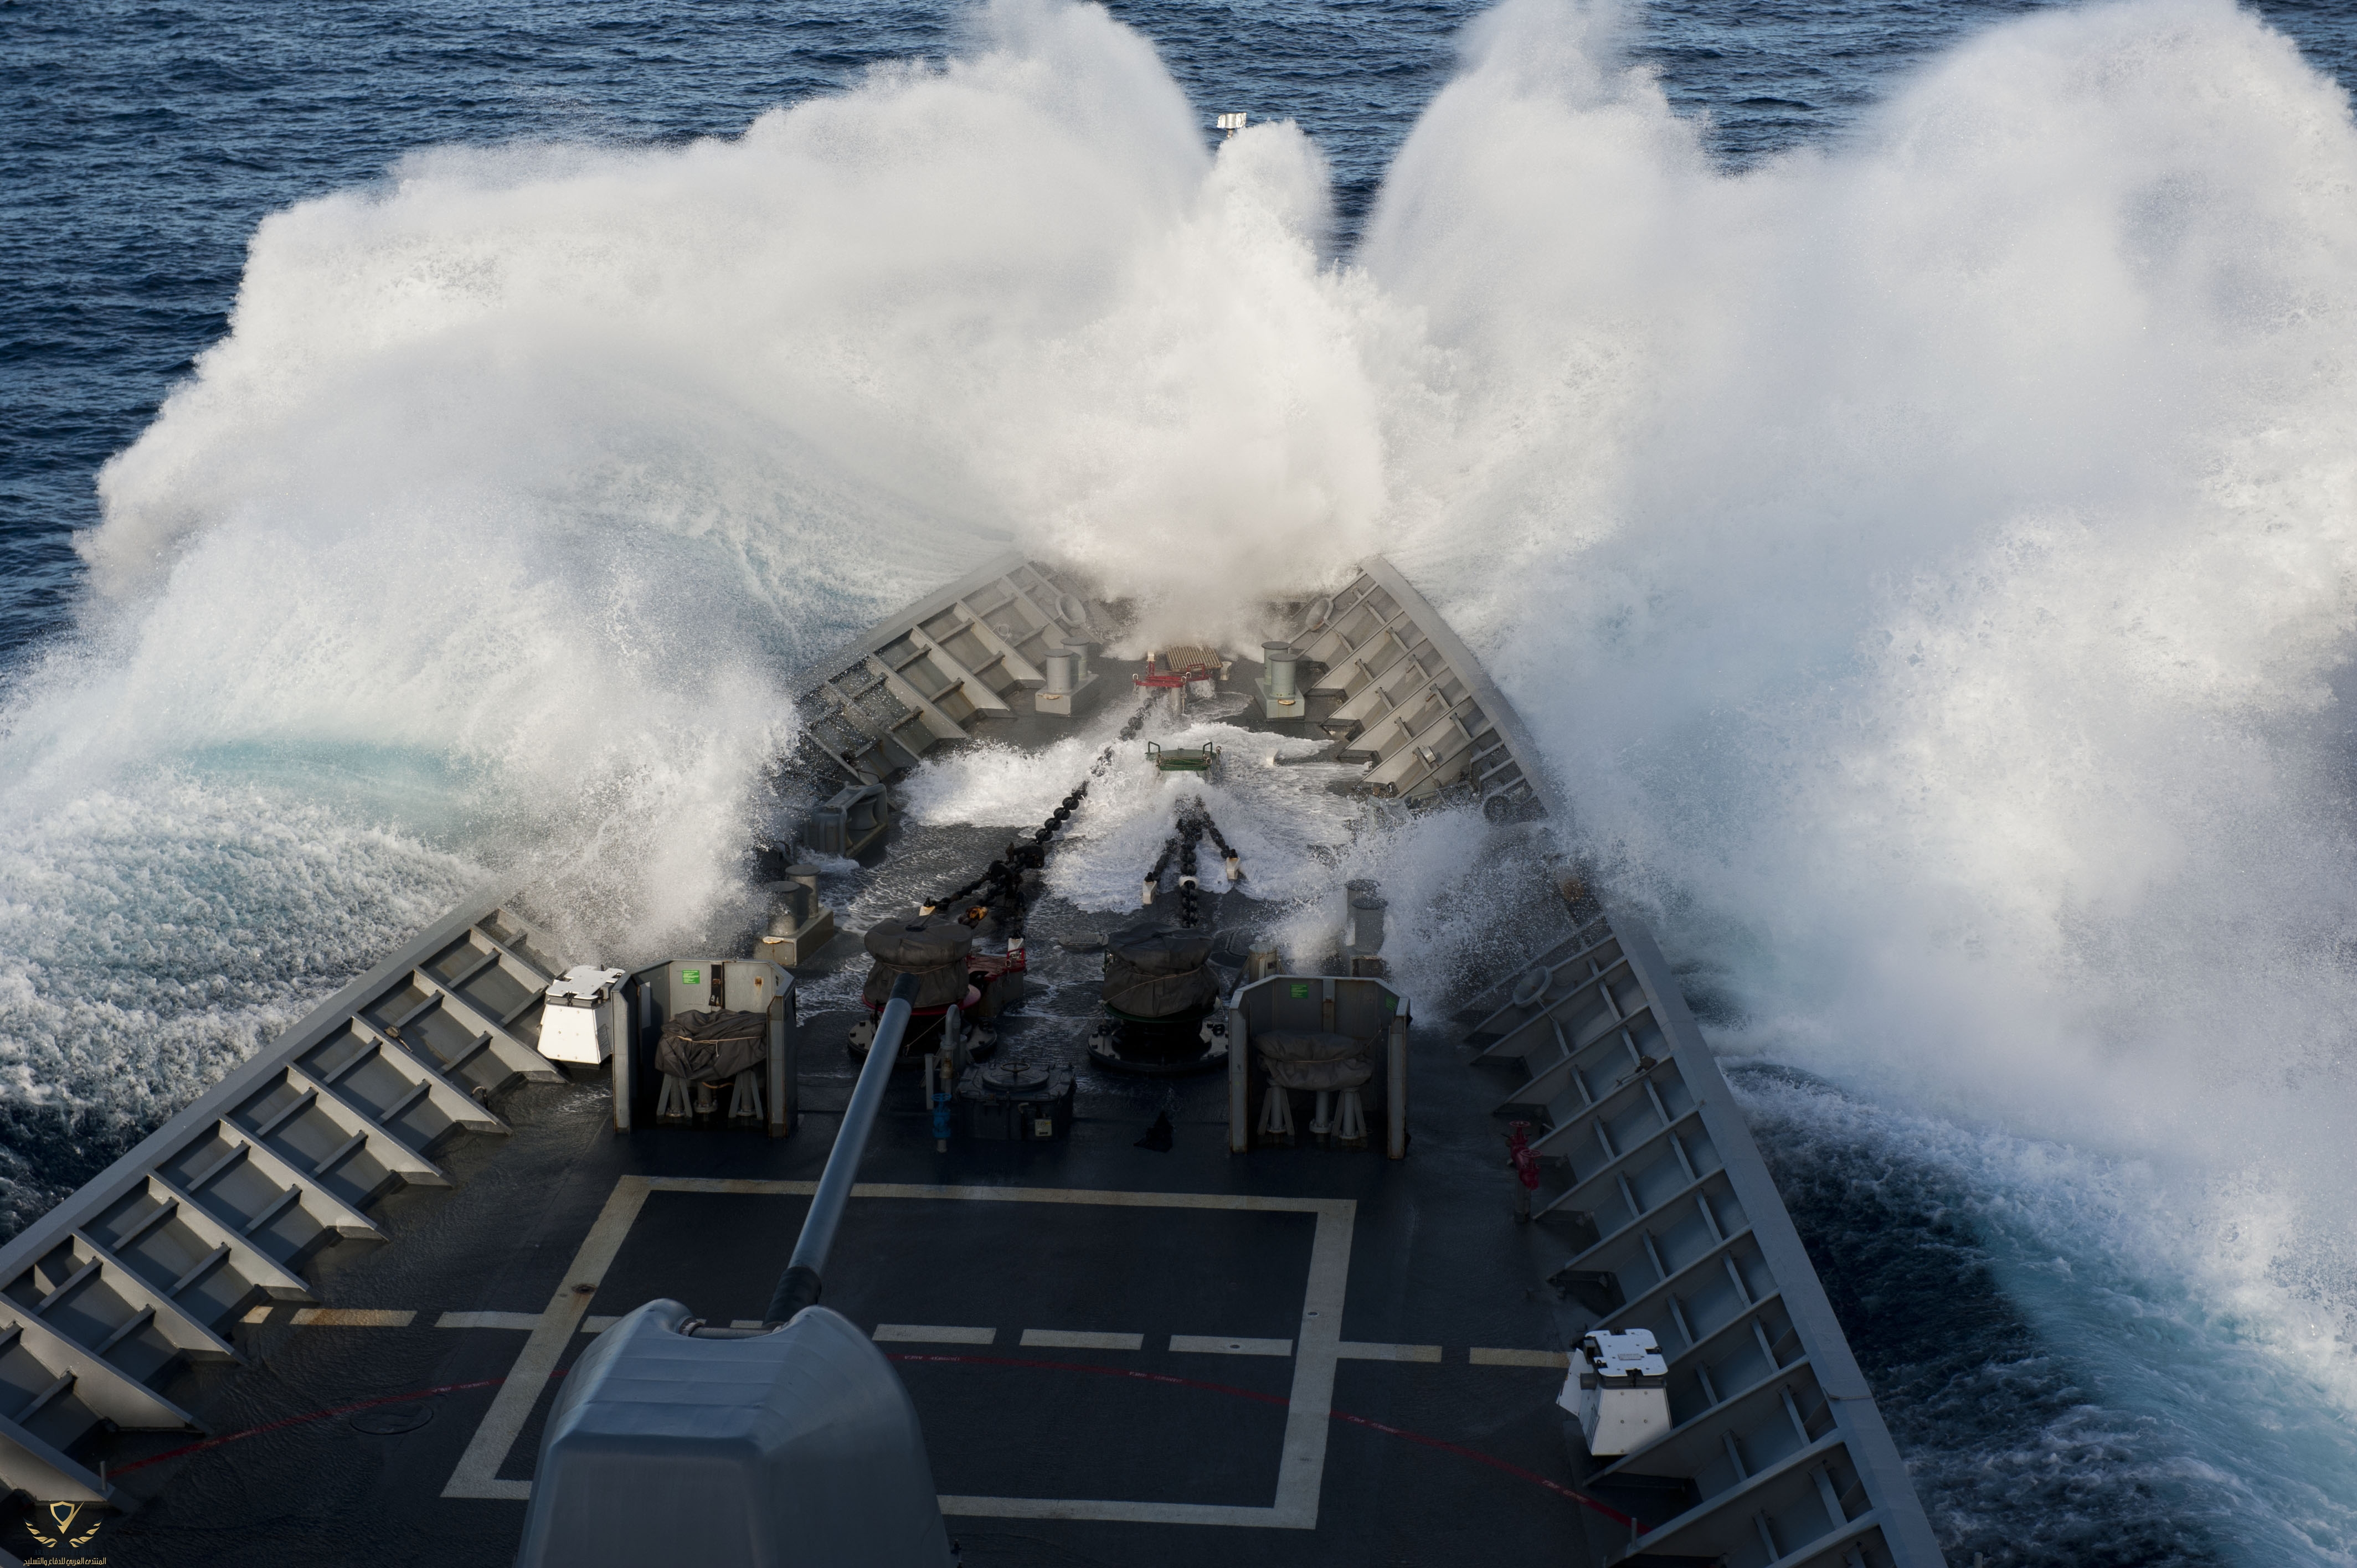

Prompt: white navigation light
[
  {"left": 1560, "top": 1327, "right": 1671, "bottom": 1456},
  {"left": 1216, "top": 111, "right": 1248, "bottom": 138}
]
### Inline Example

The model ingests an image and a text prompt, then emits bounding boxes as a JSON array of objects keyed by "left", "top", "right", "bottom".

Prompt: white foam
[
  {"left": 1365, "top": 0, "right": 2357, "bottom": 1540},
  {"left": 1740, "top": 1067, "right": 2357, "bottom": 1560},
  {"left": 0, "top": 773, "right": 480, "bottom": 1129},
  {"left": 0, "top": 0, "right": 1391, "bottom": 1133},
  {"left": 4, "top": 0, "right": 2356, "bottom": 1541}
]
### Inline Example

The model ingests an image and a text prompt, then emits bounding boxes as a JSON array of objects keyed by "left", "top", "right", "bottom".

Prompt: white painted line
[
  {"left": 447, "top": 1175, "right": 1357, "bottom": 1521},
  {"left": 1469, "top": 1347, "right": 1569, "bottom": 1368},
  {"left": 580, "top": 1315, "right": 619, "bottom": 1333},
  {"left": 875, "top": 1324, "right": 997, "bottom": 1345},
  {"left": 1336, "top": 1340, "right": 1443, "bottom": 1363},
  {"left": 1019, "top": 1329, "right": 1145, "bottom": 1351},
  {"left": 643, "top": 1176, "right": 1340, "bottom": 1217},
  {"left": 1274, "top": 1198, "right": 1352, "bottom": 1530},
  {"left": 442, "top": 1175, "right": 652, "bottom": 1500},
  {"left": 287, "top": 1308, "right": 415, "bottom": 1327},
  {"left": 938, "top": 1496, "right": 1298, "bottom": 1526},
  {"left": 437, "top": 1311, "right": 542, "bottom": 1331},
  {"left": 1170, "top": 1334, "right": 1292, "bottom": 1358}
]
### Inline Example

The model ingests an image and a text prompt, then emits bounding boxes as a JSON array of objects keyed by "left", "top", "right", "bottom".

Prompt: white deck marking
[
  {"left": 1468, "top": 1347, "right": 1569, "bottom": 1368},
  {"left": 441, "top": 1175, "right": 651, "bottom": 1500},
  {"left": 1336, "top": 1340, "right": 1443, "bottom": 1363},
  {"left": 444, "top": 1176, "right": 1355, "bottom": 1528},
  {"left": 1273, "top": 1197, "right": 1351, "bottom": 1530},
  {"left": 934, "top": 1497, "right": 1311, "bottom": 1526},
  {"left": 1170, "top": 1335, "right": 1291, "bottom": 1357},
  {"left": 874, "top": 1324, "right": 997, "bottom": 1345},
  {"left": 256, "top": 1308, "right": 415, "bottom": 1327},
  {"left": 436, "top": 1311, "right": 542, "bottom": 1330},
  {"left": 240, "top": 1308, "right": 1449, "bottom": 1369},
  {"left": 1018, "top": 1329, "right": 1145, "bottom": 1351}
]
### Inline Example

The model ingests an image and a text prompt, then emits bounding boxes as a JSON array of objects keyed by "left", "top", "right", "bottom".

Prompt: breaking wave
[
  {"left": 1365, "top": 1, "right": 2357, "bottom": 1560},
  {"left": 4, "top": 0, "right": 2357, "bottom": 1557}
]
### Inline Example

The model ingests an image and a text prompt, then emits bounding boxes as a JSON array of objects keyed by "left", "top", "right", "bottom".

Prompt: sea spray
[
  {"left": 3, "top": 0, "right": 2356, "bottom": 1558},
  {"left": 1364, "top": 0, "right": 2357, "bottom": 1559},
  {"left": 9, "top": 0, "right": 1386, "bottom": 1009}
]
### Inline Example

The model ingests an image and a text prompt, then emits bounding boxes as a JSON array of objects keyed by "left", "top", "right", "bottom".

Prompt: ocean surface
[{"left": 8, "top": 1, "right": 2357, "bottom": 1562}]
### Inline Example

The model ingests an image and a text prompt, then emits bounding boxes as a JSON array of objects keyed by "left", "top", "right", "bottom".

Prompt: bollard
[{"left": 1259, "top": 641, "right": 1303, "bottom": 720}]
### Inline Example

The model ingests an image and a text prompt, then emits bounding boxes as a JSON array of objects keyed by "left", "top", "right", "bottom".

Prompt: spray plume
[{"left": 3, "top": 0, "right": 2356, "bottom": 1551}]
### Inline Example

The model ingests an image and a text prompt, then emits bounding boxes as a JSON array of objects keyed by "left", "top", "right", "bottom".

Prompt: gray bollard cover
[{"left": 514, "top": 1299, "right": 952, "bottom": 1568}]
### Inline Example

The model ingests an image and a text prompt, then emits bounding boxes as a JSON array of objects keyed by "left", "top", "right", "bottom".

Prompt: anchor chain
[
  {"left": 1140, "top": 796, "right": 1240, "bottom": 929},
  {"left": 923, "top": 692, "right": 1174, "bottom": 933},
  {"left": 923, "top": 778, "right": 1087, "bottom": 937},
  {"left": 921, "top": 692, "right": 1160, "bottom": 934}
]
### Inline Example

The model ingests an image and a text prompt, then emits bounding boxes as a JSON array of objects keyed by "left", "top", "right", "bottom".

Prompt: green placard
[
  {"left": 1290, "top": 982, "right": 1309, "bottom": 999},
  {"left": 682, "top": 967, "right": 702, "bottom": 986}
]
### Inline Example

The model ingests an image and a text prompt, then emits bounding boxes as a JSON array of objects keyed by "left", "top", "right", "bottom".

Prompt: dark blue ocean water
[
  {"left": 12, "top": 0, "right": 2353, "bottom": 669},
  {"left": 8, "top": 5, "right": 2357, "bottom": 1564}
]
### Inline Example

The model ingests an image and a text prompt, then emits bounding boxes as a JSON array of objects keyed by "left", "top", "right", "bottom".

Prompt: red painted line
[
  {"left": 109, "top": 1378, "right": 506, "bottom": 1476},
  {"left": 888, "top": 1351, "right": 1293, "bottom": 1407},
  {"left": 107, "top": 1350, "right": 1641, "bottom": 1532},
  {"left": 887, "top": 1351, "right": 1639, "bottom": 1529},
  {"left": 1327, "top": 1408, "right": 1635, "bottom": 1524}
]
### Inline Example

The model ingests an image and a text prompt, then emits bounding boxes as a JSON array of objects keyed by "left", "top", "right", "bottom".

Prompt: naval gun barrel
[{"left": 764, "top": 971, "right": 921, "bottom": 1324}]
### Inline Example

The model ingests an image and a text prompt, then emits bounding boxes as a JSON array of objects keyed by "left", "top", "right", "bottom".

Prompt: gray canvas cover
[
  {"left": 1264, "top": 1055, "right": 1374, "bottom": 1091},
  {"left": 1254, "top": 1030, "right": 1367, "bottom": 1063},
  {"left": 516, "top": 1299, "right": 952, "bottom": 1568},
  {"left": 1102, "top": 926, "right": 1217, "bottom": 1018},
  {"left": 1257, "top": 1029, "right": 1374, "bottom": 1090},
  {"left": 863, "top": 915, "right": 974, "bottom": 969},
  {"left": 1105, "top": 925, "right": 1215, "bottom": 976},
  {"left": 655, "top": 1009, "right": 769, "bottom": 1082},
  {"left": 862, "top": 914, "right": 974, "bottom": 1010}
]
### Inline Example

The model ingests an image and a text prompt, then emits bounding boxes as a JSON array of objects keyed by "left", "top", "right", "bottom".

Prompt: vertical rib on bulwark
[
  {"left": 1464, "top": 907, "right": 1943, "bottom": 1568},
  {"left": 0, "top": 900, "right": 562, "bottom": 1503}
]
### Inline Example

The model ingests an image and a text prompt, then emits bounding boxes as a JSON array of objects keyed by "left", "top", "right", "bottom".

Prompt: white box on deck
[
  {"left": 541, "top": 966, "right": 627, "bottom": 1065},
  {"left": 1559, "top": 1327, "right": 1671, "bottom": 1456}
]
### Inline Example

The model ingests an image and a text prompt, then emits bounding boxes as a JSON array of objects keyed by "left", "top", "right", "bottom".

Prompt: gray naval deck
[
  {"left": 0, "top": 556, "right": 1941, "bottom": 1568},
  {"left": 56, "top": 905, "right": 1624, "bottom": 1568}
]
